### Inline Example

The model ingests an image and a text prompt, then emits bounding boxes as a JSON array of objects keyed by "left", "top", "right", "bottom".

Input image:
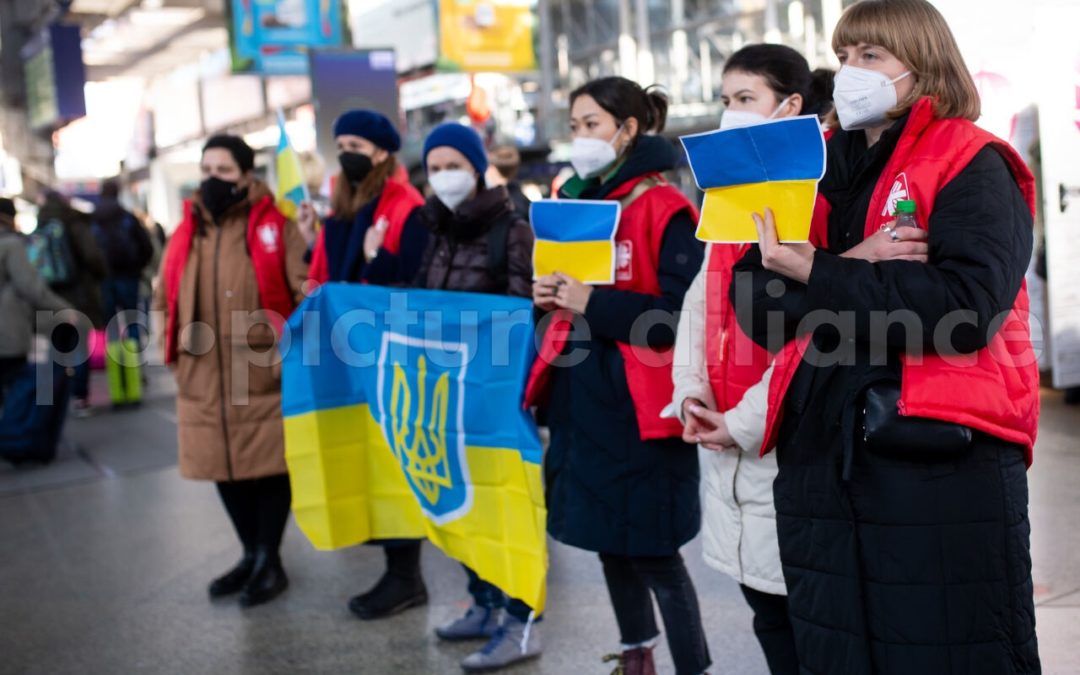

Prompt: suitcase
[
  {"left": 88, "top": 329, "right": 106, "bottom": 371},
  {"left": 105, "top": 338, "right": 142, "bottom": 406},
  {"left": 0, "top": 360, "right": 72, "bottom": 465}
]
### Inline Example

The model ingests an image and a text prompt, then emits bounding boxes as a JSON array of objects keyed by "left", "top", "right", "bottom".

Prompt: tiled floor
[{"left": 1, "top": 369, "right": 1076, "bottom": 674}]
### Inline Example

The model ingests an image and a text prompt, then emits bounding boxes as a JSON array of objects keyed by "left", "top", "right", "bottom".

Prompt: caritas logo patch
[
  {"left": 257, "top": 223, "right": 280, "bottom": 254},
  {"left": 882, "top": 172, "right": 910, "bottom": 217},
  {"left": 616, "top": 240, "right": 633, "bottom": 281}
]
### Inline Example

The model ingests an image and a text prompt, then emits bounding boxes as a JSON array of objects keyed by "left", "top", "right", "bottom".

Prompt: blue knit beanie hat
[
  {"left": 422, "top": 122, "right": 488, "bottom": 175},
  {"left": 333, "top": 110, "right": 401, "bottom": 153}
]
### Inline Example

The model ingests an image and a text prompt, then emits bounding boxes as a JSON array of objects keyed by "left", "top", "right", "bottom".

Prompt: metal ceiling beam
[{"left": 84, "top": 12, "right": 224, "bottom": 80}]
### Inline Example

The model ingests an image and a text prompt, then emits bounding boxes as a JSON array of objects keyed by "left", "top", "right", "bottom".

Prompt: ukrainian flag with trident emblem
[{"left": 282, "top": 284, "right": 547, "bottom": 611}]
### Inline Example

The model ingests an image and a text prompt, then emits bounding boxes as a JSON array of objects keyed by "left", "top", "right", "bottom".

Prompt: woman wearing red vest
[
  {"left": 299, "top": 111, "right": 431, "bottom": 624},
  {"left": 154, "top": 135, "right": 308, "bottom": 608},
  {"left": 731, "top": 1, "right": 1040, "bottom": 673},
  {"left": 670, "top": 45, "right": 847, "bottom": 675},
  {"left": 304, "top": 109, "right": 427, "bottom": 287},
  {"left": 529, "top": 78, "right": 709, "bottom": 675}
]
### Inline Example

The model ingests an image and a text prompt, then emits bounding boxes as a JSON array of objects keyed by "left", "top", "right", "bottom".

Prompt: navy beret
[{"left": 333, "top": 109, "right": 401, "bottom": 153}]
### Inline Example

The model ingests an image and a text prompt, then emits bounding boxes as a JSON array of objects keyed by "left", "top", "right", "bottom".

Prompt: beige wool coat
[{"left": 154, "top": 181, "right": 308, "bottom": 482}]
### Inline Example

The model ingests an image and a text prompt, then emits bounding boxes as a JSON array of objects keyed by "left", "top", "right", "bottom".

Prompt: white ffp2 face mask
[
  {"left": 429, "top": 169, "right": 477, "bottom": 211},
  {"left": 833, "top": 65, "right": 912, "bottom": 131},
  {"left": 719, "top": 96, "right": 793, "bottom": 131},
  {"left": 570, "top": 126, "right": 623, "bottom": 179}
]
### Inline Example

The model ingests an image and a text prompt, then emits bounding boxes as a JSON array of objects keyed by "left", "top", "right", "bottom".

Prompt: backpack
[
  {"left": 93, "top": 214, "right": 151, "bottom": 274},
  {"left": 26, "top": 218, "right": 77, "bottom": 287}
]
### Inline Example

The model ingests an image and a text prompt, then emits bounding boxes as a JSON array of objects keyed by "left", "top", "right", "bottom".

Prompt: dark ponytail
[
  {"left": 722, "top": 44, "right": 834, "bottom": 118},
  {"left": 808, "top": 68, "right": 836, "bottom": 119},
  {"left": 570, "top": 77, "right": 670, "bottom": 140}
]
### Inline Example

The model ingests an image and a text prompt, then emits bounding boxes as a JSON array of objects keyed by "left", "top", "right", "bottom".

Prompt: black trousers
[
  {"left": 216, "top": 474, "right": 292, "bottom": 559},
  {"left": 599, "top": 552, "right": 711, "bottom": 675},
  {"left": 740, "top": 585, "right": 798, "bottom": 675}
]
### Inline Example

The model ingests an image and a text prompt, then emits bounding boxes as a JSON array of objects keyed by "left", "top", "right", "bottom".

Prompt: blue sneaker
[
  {"left": 435, "top": 605, "right": 502, "bottom": 641},
  {"left": 460, "top": 616, "right": 542, "bottom": 672}
]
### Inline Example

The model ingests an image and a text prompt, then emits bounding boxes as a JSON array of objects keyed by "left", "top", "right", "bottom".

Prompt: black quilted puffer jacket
[{"left": 413, "top": 185, "right": 533, "bottom": 298}]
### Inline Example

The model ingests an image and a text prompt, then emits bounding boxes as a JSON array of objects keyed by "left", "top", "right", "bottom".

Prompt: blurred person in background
[
  {"left": 35, "top": 190, "right": 107, "bottom": 416},
  {"left": 0, "top": 197, "right": 71, "bottom": 398},
  {"left": 154, "top": 134, "right": 308, "bottom": 608},
  {"left": 415, "top": 121, "right": 537, "bottom": 672},
  {"left": 485, "top": 144, "right": 532, "bottom": 217},
  {"left": 91, "top": 180, "right": 153, "bottom": 344}
]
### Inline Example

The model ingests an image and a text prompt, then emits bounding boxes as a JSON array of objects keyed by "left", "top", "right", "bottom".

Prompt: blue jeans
[{"left": 464, "top": 565, "right": 537, "bottom": 624}]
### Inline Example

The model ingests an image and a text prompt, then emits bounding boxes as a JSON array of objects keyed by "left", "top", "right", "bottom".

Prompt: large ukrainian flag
[
  {"left": 282, "top": 284, "right": 547, "bottom": 611},
  {"left": 680, "top": 115, "right": 826, "bottom": 242},
  {"left": 530, "top": 199, "right": 620, "bottom": 284}
]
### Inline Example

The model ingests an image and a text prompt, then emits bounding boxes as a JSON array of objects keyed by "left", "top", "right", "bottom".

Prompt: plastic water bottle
[{"left": 894, "top": 199, "right": 920, "bottom": 229}]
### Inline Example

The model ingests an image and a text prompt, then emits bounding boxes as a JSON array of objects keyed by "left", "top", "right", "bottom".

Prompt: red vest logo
[
  {"left": 881, "top": 172, "right": 910, "bottom": 218},
  {"left": 257, "top": 223, "right": 280, "bottom": 254},
  {"left": 616, "top": 240, "right": 633, "bottom": 281}
]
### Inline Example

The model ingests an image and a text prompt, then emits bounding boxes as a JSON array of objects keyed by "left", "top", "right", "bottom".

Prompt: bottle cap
[{"left": 895, "top": 200, "right": 916, "bottom": 214}]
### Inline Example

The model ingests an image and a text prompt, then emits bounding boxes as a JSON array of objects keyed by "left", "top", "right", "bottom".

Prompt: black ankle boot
[
  {"left": 208, "top": 552, "right": 255, "bottom": 598},
  {"left": 239, "top": 549, "right": 288, "bottom": 608},
  {"left": 347, "top": 571, "right": 428, "bottom": 620}
]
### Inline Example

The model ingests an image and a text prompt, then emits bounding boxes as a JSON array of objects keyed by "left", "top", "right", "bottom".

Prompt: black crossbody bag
[{"left": 861, "top": 382, "right": 973, "bottom": 457}]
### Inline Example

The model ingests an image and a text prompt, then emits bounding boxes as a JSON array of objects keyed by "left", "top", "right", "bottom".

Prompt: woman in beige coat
[{"left": 155, "top": 135, "right": 308, "bottom": 607}]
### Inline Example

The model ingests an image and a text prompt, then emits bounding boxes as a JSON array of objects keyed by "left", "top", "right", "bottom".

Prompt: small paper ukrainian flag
[
  {"left": 275, "top": 110, "right": 307, "bottom": 220},
  {"left": 530, "top": 199, "right": 621, "bottom": 284},
  {"left": 680, "top": 116, "right": 826, "bottom": 243}
]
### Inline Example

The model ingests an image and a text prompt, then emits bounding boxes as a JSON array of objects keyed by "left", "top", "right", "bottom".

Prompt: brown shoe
[{"left": 602, "top": 646, "right": 657, "bottom": 675}]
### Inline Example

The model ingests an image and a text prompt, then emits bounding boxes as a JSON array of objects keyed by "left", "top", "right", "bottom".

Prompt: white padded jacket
[{"left": 664, "top": 254, "right": 785, "bottom": 595}]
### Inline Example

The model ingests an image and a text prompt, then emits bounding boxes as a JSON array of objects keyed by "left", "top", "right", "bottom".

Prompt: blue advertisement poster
[
  {"left": 21, "top": 24, "right": 86, "bottom": 129},
  {"left": 310, "top": 49, "right": 399, "bottom": 164},
  {"left": 229, "top": 0, "right": 345, "bottom": 75}
]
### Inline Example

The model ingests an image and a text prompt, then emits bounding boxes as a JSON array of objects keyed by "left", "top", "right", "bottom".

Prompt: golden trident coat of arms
[{"left": 388, "top": 355, "right": 452, "bottom": 505}]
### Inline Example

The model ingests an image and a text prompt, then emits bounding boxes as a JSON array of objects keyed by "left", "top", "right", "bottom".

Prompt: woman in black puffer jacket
[
  {"left": 415, "top": 122, "right": 538, "bottom": 674},
  {"left": 414, "top": 124, "right": 532, "bottom": 299}
]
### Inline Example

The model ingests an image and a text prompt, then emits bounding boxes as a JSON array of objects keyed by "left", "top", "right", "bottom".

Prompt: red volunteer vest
[
  {"left": 525, "top": 173, "right": 697, "bottom": 440},
  {"left": 760, "top": 97, "right": 1039, "bottom": 464},
  {"left": 162, "top": 195, "right": 296, "bottom": 365},
  {"left": 703, "top": 131, "right": 833, "bottom": 414},
  {"left": 308, "top": 171, "right": 425, "bottom": 285},
  {"left": 703, "top": 243, "right": 772, "bottom": 412}
]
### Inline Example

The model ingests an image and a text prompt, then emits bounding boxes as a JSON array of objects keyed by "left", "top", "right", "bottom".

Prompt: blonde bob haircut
[{"left": 829, "top": 0, "right": 981, "bottom": 126}]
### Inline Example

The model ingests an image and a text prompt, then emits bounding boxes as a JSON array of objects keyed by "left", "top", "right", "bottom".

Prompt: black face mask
[
  {"left": 200, "top": 176, "right": 247, "bottom": 219},
  {"left": 339, "top": 151, "right": 374, "bottom": 184}
]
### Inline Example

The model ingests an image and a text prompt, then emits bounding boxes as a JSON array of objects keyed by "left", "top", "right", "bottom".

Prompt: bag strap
[{"left": 616, "top": 175, "right": 664, "bottom": 212}]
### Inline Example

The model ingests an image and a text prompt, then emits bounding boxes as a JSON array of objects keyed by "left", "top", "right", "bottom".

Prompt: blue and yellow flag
[
  {"left": 282, "top": 284, "right": 547, "bottom": 611},
  {"left": 680, "top": 116, "right": 826, "bottom": 242},
  {"left": 529, "top": 199, "right": 620, "bottom": 284},
  {"left": 275, "top": 110, "right": 307, "bottom": 220}
]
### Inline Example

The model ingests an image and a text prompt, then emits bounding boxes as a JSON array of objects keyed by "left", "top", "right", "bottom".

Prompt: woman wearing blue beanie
[
  {"left": 305, "top": 109, "right": 427, "bottom": 288},
  {"left": 304, "top": 110, "right": 431, "bottom": 623},
  {"left": 416, "top": 122, "right": 538, "bottom": 672}
]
